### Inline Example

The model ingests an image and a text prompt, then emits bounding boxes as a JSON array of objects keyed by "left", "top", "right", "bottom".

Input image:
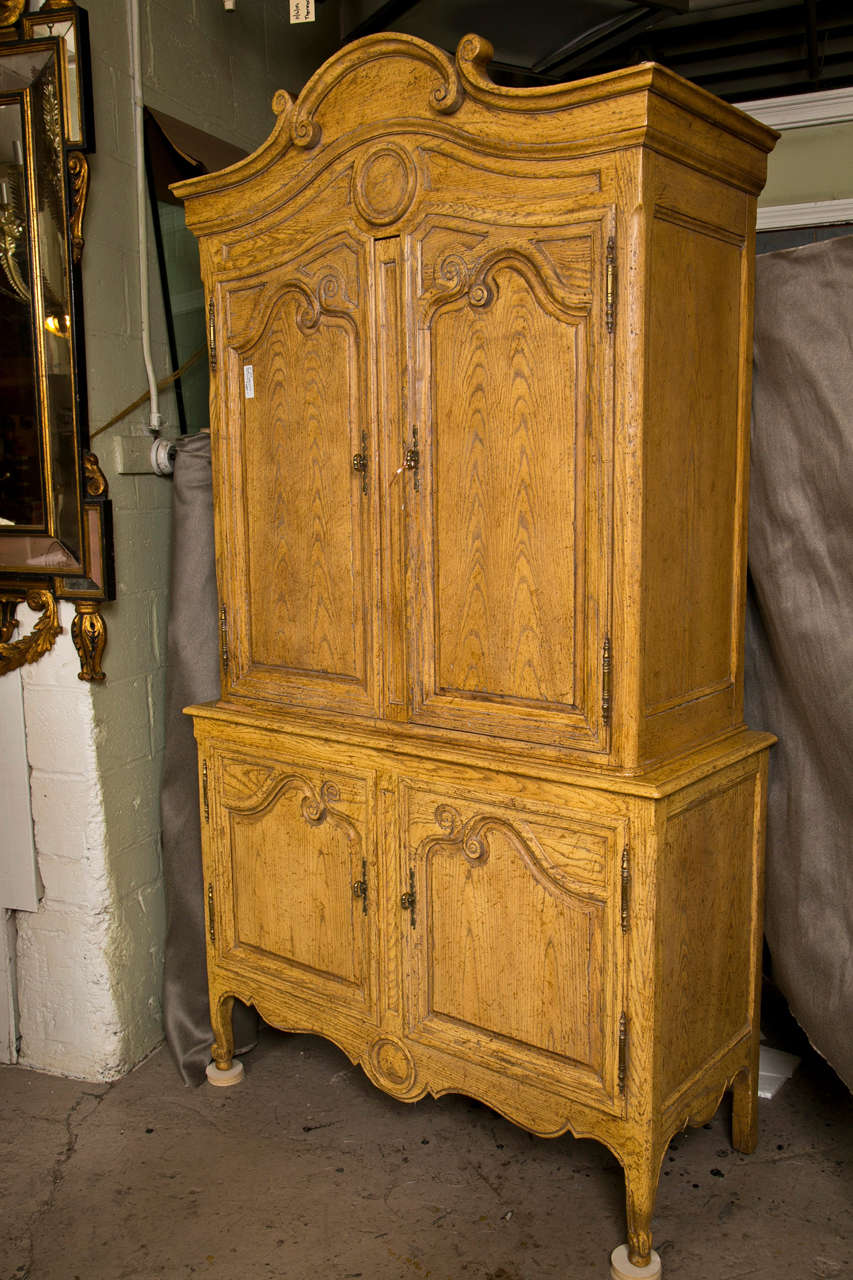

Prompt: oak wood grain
[{"left": 179, "top": 34, "right": 776, "bottom": 1271}]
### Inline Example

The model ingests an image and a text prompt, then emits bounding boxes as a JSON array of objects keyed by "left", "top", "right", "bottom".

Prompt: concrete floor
[{"left": 2, "top": 1017, "right": 851, "bottom": 1280}]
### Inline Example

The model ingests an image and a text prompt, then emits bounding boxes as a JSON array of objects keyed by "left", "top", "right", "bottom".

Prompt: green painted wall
[{"left": 760, "top": 121, "right": 853, "bottom": 207}]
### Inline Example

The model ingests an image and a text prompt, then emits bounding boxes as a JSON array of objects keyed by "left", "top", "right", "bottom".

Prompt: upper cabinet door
[
  {"left": 407, "top": 197, "right": 614, "bottom": 752},
  {"left": 214, "top": 227, "right": 379, "bottom": 717}
]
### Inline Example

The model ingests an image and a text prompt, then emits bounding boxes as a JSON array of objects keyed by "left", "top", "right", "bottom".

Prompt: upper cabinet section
[{"left": 175, "top": 34, "right": 776, "bottom": 772}]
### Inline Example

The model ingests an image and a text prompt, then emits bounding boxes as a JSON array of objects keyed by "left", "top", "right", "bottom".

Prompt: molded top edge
[{"left": 172, "top": 31, "right": 777, "bottom": 207}]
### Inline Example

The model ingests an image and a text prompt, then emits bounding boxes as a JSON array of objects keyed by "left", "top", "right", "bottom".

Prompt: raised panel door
[
  {"left": 215, "top": 230, "right": 379, "bottom": 717},
  {"left": 207, "top": 742, "right": 378, "bottom": 1024},
  {"left": 398, "top": 776, "right": 626, "bottom": 1110},
  {"left": 407, "top": 210, "right": 613, "bottom": 751}
]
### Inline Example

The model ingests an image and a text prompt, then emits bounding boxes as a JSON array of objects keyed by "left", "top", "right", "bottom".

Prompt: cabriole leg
[
  {"left": 206, "top": 994, "right": 244, "bottom": 1087},
  {"left": 611, "top": 1148, "right": 663, "bottom": 1279}
]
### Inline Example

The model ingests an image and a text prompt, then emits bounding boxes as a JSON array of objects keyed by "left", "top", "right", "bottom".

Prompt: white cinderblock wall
[{"left": 14, "top": 0, "right": 339, "bottom": 1080}]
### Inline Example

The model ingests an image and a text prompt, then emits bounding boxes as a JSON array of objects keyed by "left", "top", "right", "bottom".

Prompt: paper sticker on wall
[
  {"left": 290, "top": 0, "right": 315, "bottom": 21},
  {"left": 243, "top": 364, "right": 255, "bottom": 399}
]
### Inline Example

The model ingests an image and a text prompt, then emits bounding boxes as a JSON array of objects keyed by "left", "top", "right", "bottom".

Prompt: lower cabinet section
[{"left": 193, "top": 709, "right": 771, "bottom": 1268}]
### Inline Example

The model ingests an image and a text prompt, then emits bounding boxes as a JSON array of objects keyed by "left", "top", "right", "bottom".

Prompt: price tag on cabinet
[
  {"left": 290, "top": 0, "right": 315, "bottom": 21},
  {"left": 243, "top": 364, "right": 255, "bottom": 399}
]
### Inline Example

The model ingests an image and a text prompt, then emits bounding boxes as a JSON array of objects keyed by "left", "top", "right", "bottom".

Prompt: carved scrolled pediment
[{"left": 289, "top": 33, "right": 464, "bottom": 152}]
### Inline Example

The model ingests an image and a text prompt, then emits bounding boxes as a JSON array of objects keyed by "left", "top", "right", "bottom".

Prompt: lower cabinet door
[
  {"left": 398, "top": 776, "right": 627, "bottom": 1110},
  {"left": 206, "top": 741, "right": 377, "bottom": 1026}
]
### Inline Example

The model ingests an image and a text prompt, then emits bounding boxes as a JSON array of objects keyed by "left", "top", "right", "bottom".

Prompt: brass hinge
[
  {"left": 352, "top": 858, "right": 368, "bottom": 914},
  {"left": 219, "top": 604, "right": 228, "bottom": 673},
  {"left": 602, "top": 635, "right": 612, "bottom": 728},
  {"left": 202, "top": 760, "right": 210, "bottom": 823},
  {"left": 618, "top": 1012, "right": 627, "bottom": 1094},
  {"left": 207, "top": 883, "right": 216, "bottom": 944},
  {"left": 400, "top": 867, "right": 416, "bottom": 929},
  {"left": 620, "top": 845, "right": 630, "bottom": 933},
  {"left": 208, "top": 296, "right": 217, "bottom": 372},
  {"left": 606, "top": 235, "right": 616, "bottom": 335}
]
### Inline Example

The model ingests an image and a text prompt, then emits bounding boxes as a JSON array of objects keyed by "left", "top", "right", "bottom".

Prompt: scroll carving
[
  {"left": 83, "top": 450, "right": 107, "bottom": 498},
  {"left": 70, "top": 601, "right": 107, "bottom": 682},
  {"left": 432, "top": 245, "right": 591, "bottom": 320},
  {"left": 290, "top": 34, "right": 463, "bottom": 151},
  {"left": 423, "top": 803, "right": 611, "bottom": 897},
  {"left": 455, "top": 32, "right": 618, "bottom": 115},
  {"left": 0, "top": 189, "right": 28, "bottom": 301},
  {"left": 0, "top": 589, "right": 61, "bottom": 676},
  {"left": 234, "top": 265, "right": 359, "bottom": 354},
  {"left": 0, "top": 1, "right": 26, "bottom": 27},
  {"left": 455, "top": 34, "right": 495, "bottom": 92},
  {"left": 68, "top": 150, "right": 88, "bottom": 263},
  {"left": 0, "top": 597, "right": 18, "bottom": 644},
  {"left": 427, "top": 805, "right": 525, "bottom": 869},
  {"left": 223, "top": 767, "right": 360, "bottom": 844}
]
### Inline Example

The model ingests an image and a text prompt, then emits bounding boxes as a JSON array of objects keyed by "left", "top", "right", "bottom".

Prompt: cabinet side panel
[
  {"left": 656, "top": 767, "right": 761, "bottom": 1104},
  {"left": 638, "top": 158, "right": 755, "bottom": 762},
  {"left": 642, "top": 219, "right": 741, "bottom": 711}
]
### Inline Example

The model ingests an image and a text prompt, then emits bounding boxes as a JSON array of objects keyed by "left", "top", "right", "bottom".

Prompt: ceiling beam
[{"left": 532, "top": 6, "right": 669, "bottom": 77}]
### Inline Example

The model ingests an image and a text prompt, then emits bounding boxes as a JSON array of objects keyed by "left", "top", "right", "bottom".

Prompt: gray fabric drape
[
  {"left": 745, "top": 234, "right": 853, "bottom": 1090},
  {"left": 161, "top": 433, "right": 257, "bottom": 1085}
]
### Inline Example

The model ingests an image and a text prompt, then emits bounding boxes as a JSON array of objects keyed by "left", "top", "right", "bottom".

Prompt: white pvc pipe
[{"left": 128, "top": 0, "right": 161, "bottom": 434}]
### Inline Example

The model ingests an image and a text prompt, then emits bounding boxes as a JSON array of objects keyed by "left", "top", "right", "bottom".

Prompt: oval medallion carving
[
  {"left": 368, "top": 1036, "right": 417, "bottom": 1093},
  {"left": 352, "top": 145, "right": 417, "bottom": 227}
]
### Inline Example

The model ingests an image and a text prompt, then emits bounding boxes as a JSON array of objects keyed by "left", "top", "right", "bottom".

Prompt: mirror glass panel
[
  {"left": 0, "top": 94, "right": 42, "bottom": 528},
  {"left": 0, "top": 40, "right": 81, "bottom": 575},
  {"left": 0, "top": 10, "right": 111, "bottom": 682}
]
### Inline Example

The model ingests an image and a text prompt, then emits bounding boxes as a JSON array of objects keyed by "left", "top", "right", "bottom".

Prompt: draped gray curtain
[
  {"left": 745, "top": 234, "right": 853, "bottom": 1091},
  {"left": 160, "top": 432, "right": 257, "bottom": 1085}
]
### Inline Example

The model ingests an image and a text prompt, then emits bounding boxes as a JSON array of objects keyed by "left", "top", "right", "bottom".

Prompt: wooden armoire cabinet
[{"left": 176, "top": 34, "right": 777, "bottom": 1277}]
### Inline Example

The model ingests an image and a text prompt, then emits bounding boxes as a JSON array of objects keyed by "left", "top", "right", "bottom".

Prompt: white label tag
[
  {"left": 243, "top": 364, "right": 255, "bottom": 399},
  {"left": 290, "top": 0, "right": 315, "bottom": 22}
]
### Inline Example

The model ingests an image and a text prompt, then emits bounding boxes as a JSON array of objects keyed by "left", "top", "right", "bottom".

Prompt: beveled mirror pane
[
  {"left": 31, "top": 49, "right": 78, "bottom": 557},
  {"left": 0, "top": 96, "right": 43, "bottom": 528},
  {"left": 23, "top": 15, "right": 82, "bottom": 147},
  {"left": 0, "top": 40, "right": 84, "bottom": 574}
]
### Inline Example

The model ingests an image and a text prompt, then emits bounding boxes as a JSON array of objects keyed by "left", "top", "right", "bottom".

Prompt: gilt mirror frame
[{"left": 0, "top": 1, "right": 112, "bottom": 681}]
